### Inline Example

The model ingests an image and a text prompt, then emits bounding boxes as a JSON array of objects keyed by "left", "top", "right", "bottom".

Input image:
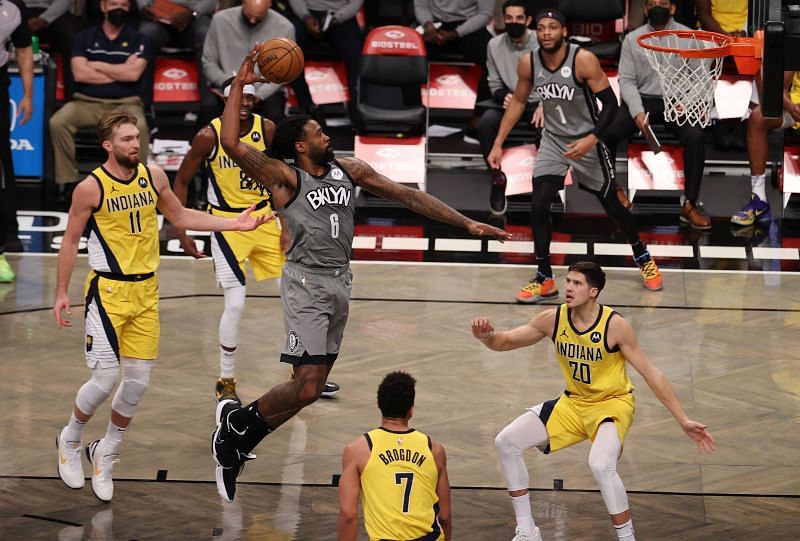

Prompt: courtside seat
[
  {"left": 357, "top": 25, "right": 428, "bottom": 136},
  {"left": 560, "top": 0, "right": 626, "bottom": 61}
]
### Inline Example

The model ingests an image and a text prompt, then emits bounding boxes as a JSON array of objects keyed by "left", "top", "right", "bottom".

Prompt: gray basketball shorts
[
  {"left": 534, "top": 129, "right": 615, "bottom": 196},
  {"left": 280, "top": 261, "right": 353, "bottom": 365}
]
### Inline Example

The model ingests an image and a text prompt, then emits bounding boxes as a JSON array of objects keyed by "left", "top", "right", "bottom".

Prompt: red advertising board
[
  {"left": 423, "top": 64, "right": 482, "bottom": 110},
  {"left": 501, "top": 144, "right": 572, "bottom": 196},
  {"left": 153, "top": 57, "right": 199, "bottom": 103},
  {"left": 354, "top": 136, "right": 426, "bottom": 186},
  {"left": 628, "top": 142, "right": 685, "bottom": 192}
]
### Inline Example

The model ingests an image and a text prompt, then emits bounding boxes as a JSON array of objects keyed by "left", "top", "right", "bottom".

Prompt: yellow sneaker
[
  {"left": 639, "top": 259, "right": 663, "bottom": 291},
  {"left": 0, "top": 255, "right": 14, "bottom": 283},
  {"left": 215, "top": 378, "right": 240, "bottom": 404},
  {"left": 516, "top": 275, "right": 558, "bottom": 304}
]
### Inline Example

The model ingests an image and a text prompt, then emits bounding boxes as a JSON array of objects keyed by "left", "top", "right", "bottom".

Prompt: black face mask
[
  {"left": 106, "top": 8, "right": 128, "bottom": 28},
  {"left": 647, "top": 6, "right": 671, "bottom": 27},
  {"left": 505, "top": 22, "right": 527, "bottom": 40}
]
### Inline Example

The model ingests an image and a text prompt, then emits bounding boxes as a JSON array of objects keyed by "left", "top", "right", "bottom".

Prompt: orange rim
[{"left": 637, "top": 29, "right": 731, "bottom": 59}]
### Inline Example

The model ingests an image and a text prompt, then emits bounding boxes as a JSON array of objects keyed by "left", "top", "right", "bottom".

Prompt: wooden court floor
[{"left": 1, "top": 255, "right": 799, "bottom": 540}]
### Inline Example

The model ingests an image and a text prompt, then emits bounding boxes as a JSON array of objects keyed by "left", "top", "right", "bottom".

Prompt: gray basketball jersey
[
  {"left": 531, "top": 44, "right": 598, "bottom": 138},
  {"left": 279, "top": 160, "right": 355, "bottom": 268}
]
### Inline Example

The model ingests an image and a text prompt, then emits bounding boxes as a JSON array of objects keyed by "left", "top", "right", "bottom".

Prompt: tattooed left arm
[{"left": 339, "top": 157, "right": 511, "bottom": 241}]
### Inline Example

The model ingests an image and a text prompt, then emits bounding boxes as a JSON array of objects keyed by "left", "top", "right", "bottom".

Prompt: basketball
[{"left": 256, "top": 38, "right": 304, "bottom": 84}]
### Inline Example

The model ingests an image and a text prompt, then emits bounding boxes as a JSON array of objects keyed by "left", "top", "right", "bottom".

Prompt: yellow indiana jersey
[
  {"left": 87, "top": 164, "right": 159, "bottom": 275},
  {"left": 207, "top": 114, "right": 272, "bottom": 211},
  {"left": 551, "top": 304, "right": 633, "bottom": 402},
  {"left": 710, "top": 0, "right": 748, "bottom": 33},
  {"left": 361, "top": 428, "right": 443, "bottom": 541}
]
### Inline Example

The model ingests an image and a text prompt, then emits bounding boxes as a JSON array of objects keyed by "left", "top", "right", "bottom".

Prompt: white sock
[
  {"left": 220, "top": 347, "right": 236, "bottom": 379},
  {"left": 510, "top": 493, "right": 536, "bottom": 531},
  {"left": 63, "top": 413, "right": 86, "bottom": 442},
  {"left": 614, "top": 519, "right": 635, "bottom": 540},
  {"left": 751, "top": 174, "right": 767, "bottom": 202},
  {"left": 100, "top": 421, "right": 126, "bottom": 455}
]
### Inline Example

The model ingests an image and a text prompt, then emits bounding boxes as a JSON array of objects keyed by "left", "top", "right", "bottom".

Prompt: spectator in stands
[
  {"left": 137, "top": 0, "right": 214, "bottom": 110},
  {"left": 414, "top": 0, "right": 494, "bottom": 137},
  {"left": 480, "top": 0, "right": 539, "bottom": 216},
  {"left": 730, "top": 72, "right": 799, "bottom": 227},
  {"left": 602, "top": 0, "right": 711, "bottom": 230},
  {"left": 200, "top": 0, "right": 295, "bottom": 128},
  {"left": 0, "top": 0, "right": 33, "bottom": 275},
  {"left": 23, "top": 0, "right": 74, "bottom": 99},
  {"left": 696, "top": 0, "right": 747, "bottom": 36},
  {"left": 49, "top": 0, "right": 150, "bottom": 193},
  {"left": 287, "top": 0, "right": 364, "bottom": 127}
]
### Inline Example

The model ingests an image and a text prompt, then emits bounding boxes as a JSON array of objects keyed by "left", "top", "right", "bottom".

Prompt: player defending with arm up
[
  {"left": 208, "top": 49, "right": 511, "bottom": 503},
  {"left": 471, "top": 262, "right": 714, "bottom": 541}
]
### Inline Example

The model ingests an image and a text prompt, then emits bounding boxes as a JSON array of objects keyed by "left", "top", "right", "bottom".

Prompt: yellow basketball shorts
[
  {"left": 209, "top": 207, "right": 284, "bottom": 288},
  {"left": 83, "top": 271, "right": 160, "bottom": 368},
  {"left": 531, "top": 392, "right": 635, "bottom": 454}
]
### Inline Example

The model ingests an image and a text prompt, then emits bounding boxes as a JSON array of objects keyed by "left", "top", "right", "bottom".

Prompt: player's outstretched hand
[
  {"left": 467, "top": 220, "right": 513, "bottom": 242},
  {"left": 235, "top": 204, "right": 275, "bottom": 231},
  {"left": 235, "top": 47, "right": 270, "bottom": 86},
  {"left": 178, "top": 232, "right": 206, "bottom": 259},
  {"left": 53, "top": 295, "right": 72, "bottom": 328},
  {"left": 471, "top": 318, "right": 495, "bottom": 342},
  {"left": 682, "top": 420, "right": 716, "bottom": 453}
]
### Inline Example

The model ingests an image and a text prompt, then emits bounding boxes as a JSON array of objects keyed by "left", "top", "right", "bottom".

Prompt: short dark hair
[
  {"left": 377, "top": 371, "right": 416, "bottom": 419},
  {"left": 267, "top": 115, "right": 312, "bottom": 161},
  {"left": 502, "top": 0, "right": 529, "bottom": 17},
  {"left": 97, "top": 109, "right": 137, "bottom": 142},
  {"left": 568, "top": 261, "right": 606, "bottom": 293}
]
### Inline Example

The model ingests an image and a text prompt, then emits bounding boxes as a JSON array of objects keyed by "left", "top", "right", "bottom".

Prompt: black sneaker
[
  {"left": 215, "top": 454, "right": 253, "bottom": 502},
  {"left": 489, "top": 170, "right": 508, "bottom": 216},
  {"left": 320, "top": 381, "right": 340, "bottom": 399},
  {"left": 212, "top": 399, "right": 244, "bottom": 469}
]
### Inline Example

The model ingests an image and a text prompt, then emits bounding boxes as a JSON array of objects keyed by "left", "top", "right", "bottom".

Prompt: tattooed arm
[
  {"left": 220, "top": 51, "right": 297, "bottom": 202},
  {"left": 339, "top": 157, "right": 511, "bottom": 241}
]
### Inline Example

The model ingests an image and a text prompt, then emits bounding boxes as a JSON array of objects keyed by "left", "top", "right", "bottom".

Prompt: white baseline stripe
[
  {"left": 752, "top": 247, "right": 800, "bottom": 260},
  {"left": 699, "top": 246, "right": 747, "bottom": 259},
  {"left": 551, "top": 242, "right": 587, "bottom": 255},
  {"left": 352, "top": 236, "right": 376, "bottom": 250},
  {"left": 381, "top": 237, "right": 429, "bottom": 250},
  {"left": 487, "top": 240, "right": 533, "bottom": 253},
  {"left": 593, "top": 243, "right": 631, "bottom": 256},
  {"left": 594, "top": 243, "right": 694, "bottom": 258},
  {"left": 9, "top": 253, "right": 800, "bottom": 275},
  {"left": 434, "top": 238, "right": 482, "bottom": 252}
]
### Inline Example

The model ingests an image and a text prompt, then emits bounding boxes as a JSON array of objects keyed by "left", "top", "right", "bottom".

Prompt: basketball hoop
[{"left": 637, "top": 30, "right": 734, "bottom": 127}]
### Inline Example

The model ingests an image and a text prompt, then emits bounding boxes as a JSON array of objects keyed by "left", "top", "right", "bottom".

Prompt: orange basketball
[{"left": 256, "top": 38, "right": 304, "bottom": 84}]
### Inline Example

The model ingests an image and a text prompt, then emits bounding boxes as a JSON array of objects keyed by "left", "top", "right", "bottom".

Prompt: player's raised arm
[
  {"left": 611, "top": 315, "right": 717, "bottom": 454},
  {"left": 338, "top": 157, "right": 512, "bottom": 241},
  {"left": 220, "top": 49, "right": 296, "bottom": 194},
  {"left": 472, "top": 308, "right": 556, "bottom": 351}
]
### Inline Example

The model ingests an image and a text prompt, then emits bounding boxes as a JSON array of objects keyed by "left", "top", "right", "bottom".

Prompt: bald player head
[{"left": 242, "top": 0, "right": 271, "bottom": 26}]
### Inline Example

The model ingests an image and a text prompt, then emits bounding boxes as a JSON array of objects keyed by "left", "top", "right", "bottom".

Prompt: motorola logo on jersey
[
  {"left": 138, "top": 177, "right": 148, "bottom": 188},
  {"left": 536, "top": 83, "right": 575, "bottom": 101},
  {"left": 306, "top": 185, "right": 352, "bottom": 210},
  {"left": 376, "top": 148, "right": 401, "bottom": 159},
  {"left": 590, "top": 332, "right": 601, "bottom": 343},
  {"left": 163, "top": 68, "right": 188, "bottom": 80}
]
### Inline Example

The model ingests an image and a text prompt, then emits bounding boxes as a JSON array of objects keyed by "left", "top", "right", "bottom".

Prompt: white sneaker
[
  {"left": 512, "top": 526, "right": 543, "bottom": 541},
  {"left": 86, "top": 439, "right": 118, "bottom": 502},
  {"left": 56, "top": 428, "right": 84, "bottom": 489}
]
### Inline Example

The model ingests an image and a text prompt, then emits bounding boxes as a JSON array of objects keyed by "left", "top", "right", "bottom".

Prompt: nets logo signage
[{"left": 9, "top": 72, "right": 45, "bottom": 177}]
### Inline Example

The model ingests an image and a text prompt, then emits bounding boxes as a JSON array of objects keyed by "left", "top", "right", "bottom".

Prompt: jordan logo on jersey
[
  {"left": 306, "top": 185, "right": 352, "bottom": 210},
  {"left": 536, "top": 83, "right": 575, "bottom": 101}
]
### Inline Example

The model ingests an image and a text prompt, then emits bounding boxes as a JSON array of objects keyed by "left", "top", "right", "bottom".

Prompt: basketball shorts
[
  {"left": 534, "top": 129, "right": 615, "bottom": 196},
  {"left": 84, "top": 271, "right": 160, "bottom": 368},
  {"left": 280, "top": 261, "right": 352, "bottom": 365},
  {"left": 530, "top": 392, "right": 635, "bottom": 454},
  {"left": 210, "top": 207, "right": 284, "bottom": 288}
]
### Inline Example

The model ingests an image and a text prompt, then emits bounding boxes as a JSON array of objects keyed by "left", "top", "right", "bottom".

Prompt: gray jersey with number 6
[{"left": 279, "top": 160, "right": 356, "bottom": 268}]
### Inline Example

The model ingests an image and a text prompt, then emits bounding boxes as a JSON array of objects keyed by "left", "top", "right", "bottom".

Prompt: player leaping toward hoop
[
  {"left": 209, "top": 48, "right": 512, "bottom": 502},
  {"left": 488, "top": 9, "right": 663, "bottom": 303}
]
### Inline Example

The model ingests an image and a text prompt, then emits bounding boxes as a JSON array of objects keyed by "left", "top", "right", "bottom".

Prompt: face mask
[
  {"left": 647, "top": 5, "right": 671, "bottom": 27},
  {"left": 505, "top": 22, "right": 527, "bottom": 40},
  {"left": 106, "top": 8, "right": 128, "bottom": 28}
]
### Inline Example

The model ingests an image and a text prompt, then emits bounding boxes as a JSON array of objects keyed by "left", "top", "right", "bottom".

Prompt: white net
[{"left": 639, "top": 32, "right": 728, "bottom": 127}]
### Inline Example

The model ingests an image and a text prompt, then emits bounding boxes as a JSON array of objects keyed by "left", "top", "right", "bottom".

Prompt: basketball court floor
[{"left": 1, "top": 251, "right": 799, "bottom": 540}]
